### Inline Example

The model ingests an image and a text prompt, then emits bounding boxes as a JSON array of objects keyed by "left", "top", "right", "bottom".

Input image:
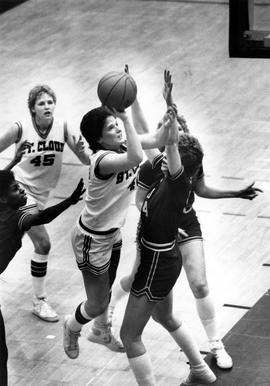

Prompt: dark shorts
[
  {"left": 177, "top": 211, "right": 203, "bottom": 245},
  {"left": 131, "top": 244, "right": 182, "bottom": 302}
]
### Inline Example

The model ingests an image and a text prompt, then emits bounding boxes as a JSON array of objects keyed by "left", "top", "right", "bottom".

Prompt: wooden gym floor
[{"left": 0, "top": 0, "right": 270, "bottom": 385}]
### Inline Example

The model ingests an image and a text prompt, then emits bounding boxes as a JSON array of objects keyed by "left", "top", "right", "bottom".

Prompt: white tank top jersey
[
  {"left": 13, "top": 116, "right": 67, "bottom": 194},
  {"left": 80, "top": 149, "right": 139, "bottom": 231}
]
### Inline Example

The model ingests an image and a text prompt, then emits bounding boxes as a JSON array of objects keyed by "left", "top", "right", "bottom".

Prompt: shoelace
[{"left": 67, "top": 328, "right": 81, "bottom": 349}]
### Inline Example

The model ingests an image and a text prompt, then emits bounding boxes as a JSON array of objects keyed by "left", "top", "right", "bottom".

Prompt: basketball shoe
[
  {"left": 32, "top": 296, "right": 59, "bottom": 322},
  {"left": 180, "top": 364, "right": 216, "bottom": 386},
  {"left": 63, "top": 315, "right": 81, "bottom": 359},
  {"left": 210, "top": 340, "right": 233, "bottom": 369},
  {"left": 87, "top": 322, "right": 125, "bottom": 352}
]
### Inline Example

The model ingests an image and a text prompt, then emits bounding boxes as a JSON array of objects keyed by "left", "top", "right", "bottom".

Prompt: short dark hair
[
  {"left": 28, "top": 85, "right": 57, "bottom": 116},
  {"left": 80, "top": 107, "right": 111, "bottom": 153},
  {"left": 178, "top": 133, "right": 204, "bottom": 176},
  {"left": 0, "top": 170, "right": 15, "bottom": 197}
]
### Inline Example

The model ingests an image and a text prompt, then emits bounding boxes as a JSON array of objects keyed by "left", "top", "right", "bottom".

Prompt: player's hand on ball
[
  {"left": 69, "top": 178, "right": 86, "bottom": 205},
  {"left": 103, "top": 105, "right": 128, "bottom": 121}
]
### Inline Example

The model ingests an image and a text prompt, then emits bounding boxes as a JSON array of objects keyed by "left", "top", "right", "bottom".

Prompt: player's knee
[
  {"left": 191, "top": 281, "right": 209, "bottom": 298},
  {"left": 152, "top": 313, "right": 176, "bottom": 330},
  {"left": 120, "top": 325, "right": 141, "bottom": 349},
  {"left": 33, "top": 237, "right": 51, "bottom": 254},
  {"left": 84, "top": 298, "right": 109, "bottom": 319}
]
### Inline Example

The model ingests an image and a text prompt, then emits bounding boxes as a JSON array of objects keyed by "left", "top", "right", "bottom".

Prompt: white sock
[
  {"left": 195, "top": 295, "right": 220, "bottom": 342},
  {"left": 93, "top": 306, "right": 109, "bottom": 328},
  {"left": 128, "top": 353, "right": 156, "bottom": 386},
  {"left": 170, "top": 324, "right": 203, "bottom": 366},
  {"left": 190, "top": 362, "right": 210, "bottom": 374},
  {"left": 32, "top": 253, "right": 48, "bottom": 298}
]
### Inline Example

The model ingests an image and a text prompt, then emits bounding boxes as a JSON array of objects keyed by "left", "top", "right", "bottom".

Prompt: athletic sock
[
  {"left": 195, "top": 295, "right": 220, "bottom": 342},
  {"left": 31, "top": 253, "right": 49, "bottom": 298},
  {"left": 93, "top": 306, "right": 110, "bottom": 328},
  {"left": 128, "top": 353, "right": 156, "bottom": 386},
  {"left": 170, "top": 323, "right": 203, "bottom": 366},
  {"left": 68, "top": 302, "right": 92, "bottom": 332}
]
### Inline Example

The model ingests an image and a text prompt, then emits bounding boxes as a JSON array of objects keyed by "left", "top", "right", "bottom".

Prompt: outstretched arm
[
  {"left": 0, "top": 124, "right": 20, "bottom": 153},
  {"left": 165, "top": 107, "right": 182, "bottom": 177},
  {"left": 22, "top": 179, "right": 85, "bottom": 229},
  {"left": 66, "top": 128, "right": 90, "bottom": 165},
  {"left": 195, "top": 177, "right": 262, "bottom": 200},
  {"left": 163, "top": 69, "right": 189, "bottom": 134}
]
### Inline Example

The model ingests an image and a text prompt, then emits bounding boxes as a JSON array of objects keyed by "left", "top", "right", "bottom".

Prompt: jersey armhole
[
  {"left": 94, "top": 152, "right": 115, "bottom": 180},
  {"left": 14, "top": 122, "right": 23, "bottom": 143},
  {"left": 63, "top": 120, "right": 68, "bottom": 142}
]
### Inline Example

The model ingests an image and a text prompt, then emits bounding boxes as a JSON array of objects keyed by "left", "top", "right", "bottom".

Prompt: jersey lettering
[
  {"left": 127, "top": 177, "right": 136, "bottom": 191},
  {"left": 141, "top": 200, "right": 148, "bottom": 217},
  {"left": 183, "top": 187, "right": 193, "bottom": 214},
  {"left": 30, "top": 154, "right": 56, "bottom": 167},
  {"left": 36, "top": 140, "right": 64, "bottom": 152},
  {"left": 116, "top": 166, "right": 139, "bottom": 185}
]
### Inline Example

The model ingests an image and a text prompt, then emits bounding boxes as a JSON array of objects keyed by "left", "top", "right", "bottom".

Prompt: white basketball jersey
[
  {"left": 13, "top": 116, "right": 66, "bottom": 194},
  {"left": 80, "top": 149, "right": 139, "bottom": 231}
]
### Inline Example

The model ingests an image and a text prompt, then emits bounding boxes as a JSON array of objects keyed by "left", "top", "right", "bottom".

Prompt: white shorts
[{"left": 71, "top": 218, "right": 122, "bottom": 275}]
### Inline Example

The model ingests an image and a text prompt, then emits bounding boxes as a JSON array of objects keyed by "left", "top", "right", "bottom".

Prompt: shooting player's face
[{"left": 98, "top": 116, "right": 123, "bottom": 150}]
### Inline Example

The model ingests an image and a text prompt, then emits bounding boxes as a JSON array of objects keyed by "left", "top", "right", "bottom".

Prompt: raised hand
[
  {"left": 69, "top": 178, "right": 86, "bottom": 204},
  {"left": 73, "top": 135, "right": 86, "bottom": 153},
  {"left": 163, "top": 69, "right": 173, "bottom": 106},
  {"left": 14, "top": 140, "right": 32, "bottom": 163},
  {"left": 164, "top": 106, "right": 179, "bottom": 145},
  {"left": 237, "top": 182, "right": 263, "bottom": 200},
  {"left": 103, "top": 105, "right": 128, "bottom": 122}
]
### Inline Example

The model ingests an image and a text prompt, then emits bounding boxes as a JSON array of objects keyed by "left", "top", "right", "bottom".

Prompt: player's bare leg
[{"left": 180, "top": 239, "right": 233, "bottom": 369}]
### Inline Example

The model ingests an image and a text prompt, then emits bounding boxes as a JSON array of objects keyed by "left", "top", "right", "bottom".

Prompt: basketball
[{"left": 97, "top": 71, "right": 137, "bottom": 111}]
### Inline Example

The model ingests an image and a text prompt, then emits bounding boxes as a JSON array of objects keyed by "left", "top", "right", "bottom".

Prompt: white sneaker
[
  {"left": 63, "top": 315, "right": 81, "bottom": 359},
  {"left": 180, "top": 365, "right": 216, "bottom": 385},
  {"left": 87, "top": 323, "right": 125, "bottom": 353},
  {"left": 210, "top": 340, "right": 233, "bottom": 369},
  {"left": 32, "top": 296, "right": 59, "bottom": 322}
]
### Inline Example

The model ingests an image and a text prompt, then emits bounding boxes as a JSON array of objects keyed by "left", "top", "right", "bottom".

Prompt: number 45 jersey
[{"left": 13, "top": 117, "right": 67, "bottom": 193}]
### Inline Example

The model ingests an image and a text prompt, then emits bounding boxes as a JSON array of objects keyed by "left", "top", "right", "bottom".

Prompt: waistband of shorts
[
  {"left": 79, "top": 216, "right": 118, "bottom": 235},
  {"left": 141, "top": 237, "right": 175, "bottom": 252}
]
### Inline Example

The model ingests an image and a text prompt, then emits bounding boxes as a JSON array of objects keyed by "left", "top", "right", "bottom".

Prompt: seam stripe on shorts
[
  {"left": 147, "top": 251, "right": 159, "bottom": 289},
  {"left": 82, "top": 235, "right": 92, "bottom": 263},
  {"left": 77, "top": 259, "right": 110, "bottom": 275}
]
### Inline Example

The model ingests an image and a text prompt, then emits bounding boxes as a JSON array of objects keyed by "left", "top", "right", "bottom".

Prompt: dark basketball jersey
[
  {"left": 138, "top": 154, "right": 204, "bottom": 231},
  {"left": 140, "top": 165, "right": 194, "bottom": 251},
  {"left": 0, "top": 206, "right": 30, "bottom": 274},
  {"left": 138, "top": 153, "right": 204, "bottom": 198}
]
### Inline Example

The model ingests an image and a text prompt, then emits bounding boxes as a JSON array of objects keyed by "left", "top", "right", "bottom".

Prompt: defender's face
[
  {"left": 5, "top": 181, "right": 27, "bottom": 208},
  {"left": 99, "top": 116, "right": 123, "bottom": 150},
  {"left": 32, "top": 92, "right": 55, "bottom": 122}
]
